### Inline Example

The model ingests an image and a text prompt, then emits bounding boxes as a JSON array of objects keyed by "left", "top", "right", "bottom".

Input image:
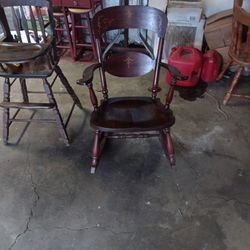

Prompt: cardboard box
[
  {"left": 161, "top": 17, "right": 205, "bottom": 62},
  {"left": 167, "top": 7, "right": 202, "bottom": 25},
  {"left": 159, "top": 5, "right": 204, "bottom": 61},
  {"left": 169, "top": 0, "right": 202, "bottom": 8},
  {"left": 205, "top": 9, "right": 233, "bottom": 49}
]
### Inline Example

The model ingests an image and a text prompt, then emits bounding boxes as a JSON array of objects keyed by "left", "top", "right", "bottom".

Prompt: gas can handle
[
  {"left": 161, "top": 63, "right": 188, "bottom": 81},
  {"left": 176, "top": 47, "right": 195, "bottom": 57}
]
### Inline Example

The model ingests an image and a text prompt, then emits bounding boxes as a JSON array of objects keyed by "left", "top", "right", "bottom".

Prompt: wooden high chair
[{"left": 0, "top": 0, "right": 82, "bottom": 145}]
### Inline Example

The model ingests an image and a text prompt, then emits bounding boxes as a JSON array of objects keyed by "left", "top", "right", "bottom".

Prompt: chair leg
[
  {"left": 43, "top": 78, "right": 70, "bottom": 146},
  {"left": 216, "top": 59, "right": 233, "bottom": 81},
  {"left": 223, "top": 66, "right": 244, "bottom": 105},
  {"left": 91, "top": 130, "right": 101, "bottom": 174},
  {"left": 63, "top": 8, "right": 74, "bottom": 58},
  {"left": 2, "top": 78, "right": 10, "bottom": 145},
  {"left": 86, "top": 12, "right": 97, "bottom": 60},
  {"left": 55, "top": 17, "right": 61, "bottom": 44},
  {"left": 70, "top": 12, "right": 77, "bottom": 60},
  {"left": 19, "top": 78, "right": 29, "bottom": 103},
  {"left": 54, "top": 65, "right": 83, "bottom": 109},
  {"left": 162, "top": 128, "right": 175, "bottom": 167},
  {"left": 165, "top": 85, "right": 174, "bottom": 109}
]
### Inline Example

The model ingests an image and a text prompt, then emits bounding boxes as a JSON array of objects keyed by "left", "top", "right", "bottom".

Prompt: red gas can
[
  {"left": 201, "top": 50, "right": 223, "bottom": 83},
  {"left": 166, "top": 47, "right": 203, "bottom": 87}
]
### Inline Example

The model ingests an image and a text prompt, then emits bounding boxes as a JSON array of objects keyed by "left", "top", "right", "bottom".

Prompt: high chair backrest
[{"left": 0, "top": 0, "right": 55, "bottom": 45}]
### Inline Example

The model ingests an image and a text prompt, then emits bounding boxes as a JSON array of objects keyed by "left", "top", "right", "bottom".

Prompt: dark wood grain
[
  {"left": 61, "top": 0, "right": 91, "bottom": 8},
  {"left": 105, "top": 51, "right": 154, "bottom": 77},
  {"left": 2, "top": 78, "right": 10, "bottom": 144},
  {"left": 78, "top": 5, "right": 178, "bottom": 173},
  {"left": 93, "top": 5, "right": 168, "bottom": 39},
  {"left": 90, "top": 97, "right": 175, "bottom": 132},
  {"left": 77, "top": 63, "right": 101, "bottom": 85}
]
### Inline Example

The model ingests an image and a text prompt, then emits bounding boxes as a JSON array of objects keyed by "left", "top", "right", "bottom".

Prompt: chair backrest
[
  {"left": 93, "top": 6, "right": 167, "bottom": 39},
  {"left": 92, "top": 5, "right": 168, "bottom": 99},
  {"left": 230, "top": 0, "right": 250, "bottom": 63},
  {"left": 0, "top": 0, "right": 55, "bottom": 44}
]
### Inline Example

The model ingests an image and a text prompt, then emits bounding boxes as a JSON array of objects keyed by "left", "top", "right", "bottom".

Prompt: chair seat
[
  {"left": 53, "top": 12, "right": 64, "bottom": 16},
  {"left": 68, "top": 8, "right": 90, "bottom": 14},
  {"left": 90, "top": 97, "right": 175, "bottom": 132}
]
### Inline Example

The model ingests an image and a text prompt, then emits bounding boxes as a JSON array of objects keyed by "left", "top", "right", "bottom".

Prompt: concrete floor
[{"left": 0, "top": 57, "right": 249, "bottom": 250}]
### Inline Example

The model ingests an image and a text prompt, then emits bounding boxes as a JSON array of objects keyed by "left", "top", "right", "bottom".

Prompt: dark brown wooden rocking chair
[
  {"left": 77, "top": 5, "right": 185, "bottom": 174},
  {"left": 0, "top": 0, "right": 82, "bottom": 145}
]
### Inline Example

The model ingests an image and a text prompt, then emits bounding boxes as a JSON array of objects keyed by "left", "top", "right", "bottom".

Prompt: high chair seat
[{"left": 68, "top": 8, "right": 90, "bottom": 14}]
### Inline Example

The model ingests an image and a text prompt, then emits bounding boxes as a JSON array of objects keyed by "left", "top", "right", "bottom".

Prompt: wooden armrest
[
  {"left": 77, "top": 63, "right": 102, "bottom": 110},
  {"left": 77, "top": 63, "right": 101, "bottom": 85},
  {"left": 0, "top": 42, "right": 51, "bottom": 64},
  {"left": 161, "top": 62, "right": 188, "bottom": 82}
]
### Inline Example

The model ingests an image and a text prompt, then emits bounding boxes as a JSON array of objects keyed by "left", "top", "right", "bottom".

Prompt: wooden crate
[
  {"left": 204, "top": 9, "right": 233, "bottom": 49},
  {"left": 162, "top": 18, "right": 205, "bottom": 61}
]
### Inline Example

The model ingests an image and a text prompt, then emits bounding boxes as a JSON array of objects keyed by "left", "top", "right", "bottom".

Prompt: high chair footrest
[{"left": 0, "top": 102, "right": 55, "bottom": 109}]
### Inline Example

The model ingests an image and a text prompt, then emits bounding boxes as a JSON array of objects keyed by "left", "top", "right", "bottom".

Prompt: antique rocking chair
[
  {"left": 77, "top": 5, "right": 184, "bottom": 173},
  {"left": 0, "top": 0, "right": 82, "bottom": 145}
]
